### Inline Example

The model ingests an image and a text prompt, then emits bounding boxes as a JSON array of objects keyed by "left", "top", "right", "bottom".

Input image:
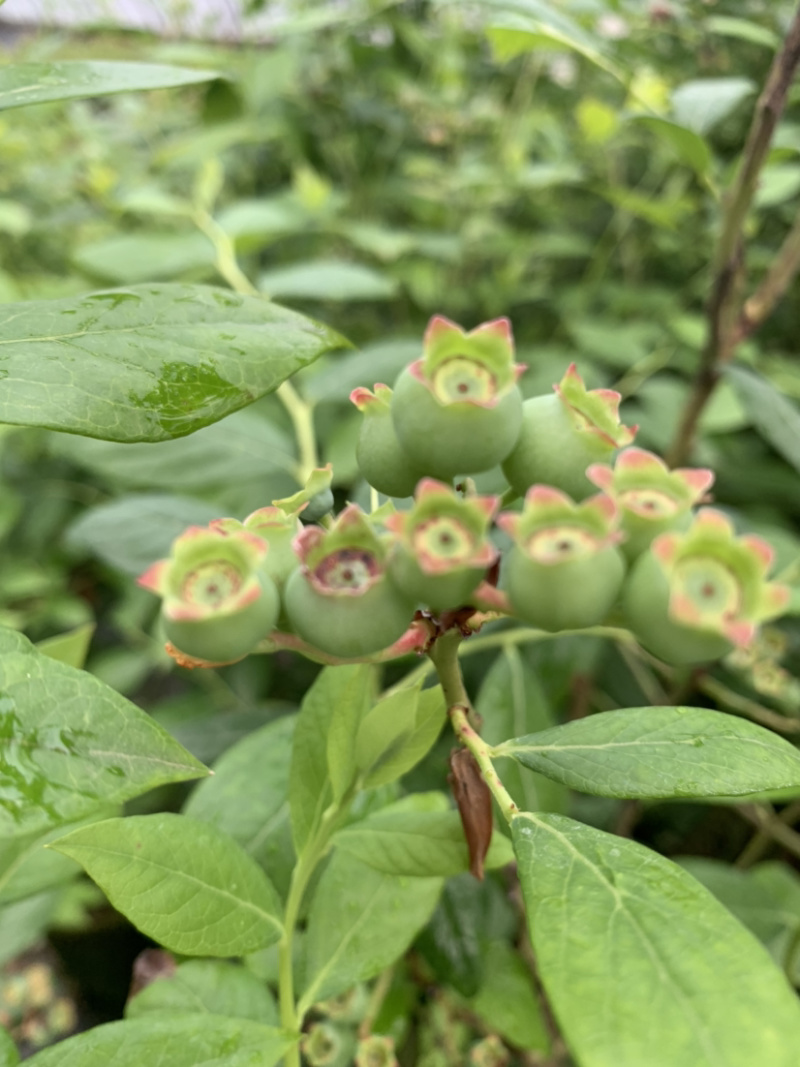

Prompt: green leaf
[
  {"left": 127, "top": 959, "right": 279, "bottom": 1025},
  {"left": 52, "top": 407, "right": 296, "bottom": 491},
  {"left": 476, "top": 647, "right": 567, "bottom": 814},
  {"left": 728, "top": 365, "right": 800, "bottom": 475},
  {"left": 679, "top": 858, "right": 794, "bottom": 946},
  {"left": 289, "top": 666, "right": 373, "bottom": 854},
  {"left": 755, "top": 165, "right": 800, "bottom": 208},
  {"left": 73, "top": 232, "right": 216, "bottom": 285},
  {"left": 259, "top": 259, "right": 398, "bottom": 302},
  {"left": 0, "top": 62, "right": 221, "bottom": 113},
  {"left": 300, "top": 851, "right": 441, "bottom": 1011},
  {"left": 359, "top": 686, "right": 447, "bottom": 790},
  {"left": 496, "top": 706, "right": 800, "bottom": 798},
  {"left": 704, "top": 16, "right": 780, "bottom": 50},
  {"left": 628, "top": 116, "right": 713, "bottom": 176},
  {"left": 23, "top": 1014, "right": 293, "bottom": 1067},
  {"left": 0, "top": 627, "right": 207, "bottom": 838},
  {"left": 0, "top": 1026, "right": 17, "bottom": 1067},
  {"left": 466, "top": 941, "right": 549, "bottom": 1053},
  {"left": 36, "top": 623, "right": 95, "bottom": 669},
  {"left": 334, "top": 793, "right": 514, "bottom": 877},
  {"left": 326, "top": 665, "right": 375, "bottom": 802},
  {"left": 0, "top": 284, "right": 346, "bottom": 442},
  {"left": 65, "top": 493, "right": 223, "bottom": 575},
  {"left": 671, "top": 77, "right": 755, "bottom": 135},
  {"left": 50, "top": 814, "right": 284, "bottom": 957},
  {"left": 354, "top": 685, "right": 421, "bottom": 785},
  {"left": 0, "top": 889, "right": 62, "bottom": 967},
  {"left": 183, "top": 716, "right": 296, "bottom": 897},
  {"left": 513, "top": 812, "right": 800, "bottom": 1067}
]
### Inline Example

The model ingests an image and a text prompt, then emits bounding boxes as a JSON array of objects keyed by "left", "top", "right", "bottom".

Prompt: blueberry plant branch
[
  {"left": 668, "top": 2, "right": 800, "bottom": 466},
  {"left": 428, "top": 627, "right": 519, "bottom": 825},
  {"left": 191, "top": 202, "right": 320, "bottom": 483}
]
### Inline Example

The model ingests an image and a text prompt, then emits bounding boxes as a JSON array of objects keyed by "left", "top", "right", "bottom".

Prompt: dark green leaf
[
  {"left": 127, "top": 959, "right": 279, "bottom": 1025},
  {"left": 0, "top": 284, "right": 346, "bottom": 442},
  {"left": 299, "top": 852, "right": 442, "bottom": 1011},
  {"left": 496, "top": 706, "right": 800, "bottom": 798},
  {"left": 24, "top": 1014, "right": 293, "bottom": 1067},
  {"left": 0, "top": 627, "right": 207, "bottom": 838},
  {"left": 51, "top": 814, "right": 284, "bottom": 957},
  {"left": 65, "top": 494, "right": 222, "bottom": 575},
  {"left": 513, "top": 813, "right": 800, "bottom": 1067},
  {"left": 476, "top": 647, "right": 567, "bottom": 814},
  {"left": 0, "top": 62, "right": 221, "bottom": 112},
  {"left": 183, "top": 716, "right": 296, "bottom": 897},
  {"left": 334, "top": 793, "right": 514, "bottom": 876},
  {"left": 466, "top": 941, "right": 549, "bottom": 1053},
  {"left": 727, "top": 365, "right": 800, "bottom": 474}
]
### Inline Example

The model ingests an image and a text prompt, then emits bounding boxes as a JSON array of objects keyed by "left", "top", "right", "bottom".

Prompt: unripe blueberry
[
  {"left": 385, "top": 478, "right": 498, "bottom": 612},
  {"left": 213, "top": 506, "right": 300, "bottom": 589},
  {"left": 502, "top": 364, "right": 637, "bottom": 501},
  {"left": 390, "top": 315, "right": 525, "bottom": 481},
  {"left": 273, "top": 465, "right": 335, "bottom": 524},
  {"left": 139, "top": 525, "right": 280, "bottom": 665},
  {"left": 498, "top": 486, "right": 625, "bottom": 631},
  {"left": 351, "top": 383, "right": 424, "bottom": 498},
  {"left": 284, "top": 505, "right": 415, "bottom": 658},
  {"left": 587, "top": 447, "right": 714, "bottom": 561},
  {"left": 622, "top": 509, "right": 789, "bottom": 666}
]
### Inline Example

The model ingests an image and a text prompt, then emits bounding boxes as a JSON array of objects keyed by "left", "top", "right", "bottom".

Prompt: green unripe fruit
[
  {"left": 302, "top": 488, "right": 335, "bottom": 523},
  {"left": 502, "top": 364, "right": 636, "bottom": 501},
  {"left": 163, "top": 573, "right": 280, "bottom": 663},
  {"left": 504, "top": 542, "right": 624, "bottom": 631},
  {"left": 351, "top": 384, "right": 424, "bottom": 498},
  {"left": 392, "top": 365, "right": 523, "bottom": 480},
  {"left": 622, "top": 550, "right": 732, "bottom": 666},
  {"left": 285, "top": 504, "right": 414, "bottom": 658},
  {"left": 388, "top": 546, "right": 485, "bottom": 612},
  {"left": 498, "top": 485, "right": 625, "bottom": 631},
  {"left": 284, "top": 568, "right": 412, "bottom": 658}
]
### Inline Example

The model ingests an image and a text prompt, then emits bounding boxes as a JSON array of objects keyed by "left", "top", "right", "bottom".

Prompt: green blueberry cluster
[{"left": 139, "top": 316, "right": 790, "bottom": 669}]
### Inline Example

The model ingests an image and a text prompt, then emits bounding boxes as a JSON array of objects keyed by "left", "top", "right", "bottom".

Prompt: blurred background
[{"left": 2, "top": 0, "right": 800, "bottom": 1060}]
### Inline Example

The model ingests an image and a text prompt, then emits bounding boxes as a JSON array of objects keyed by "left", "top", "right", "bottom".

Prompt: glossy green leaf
[
  {"left": 65, "top": 494, "right": 222, "bottom": 575},
  {"left": 477, "top": 647, "right": 568, "bottom": 814},
  {"left": 466, "top": 941, "right": 549, "bottom": 1053},
  {"left": 496, "top": 706, "right": 800, "bottom": 798},
  {"left": 0, "top": 627, "right": 207, "bottom": 838},
  {"left": 334, "top": 796, "right": 514, "bottom": 877},
  {"left": 183, "top": 716, "right": 296, "bottom": 896},
  {"left": 0, "top": 62, "right": 221, "bottom": 113},
  {"left": 290, "top": 666, "right": 374, "bottom": 853},
  {"left": 24, "top": 1014, "right": 293, "bottom": 1067},
  {"left": 629, "top": 116, "right": 713, "bottom": 176},
  {"left": 50, "top": 814, "right": 284, "bottom": 957},
  {"left": 359, "top": 686, "right": 447, "bottom": 790},
  {"left": 728, "top": 365, "right": 800, "bottom": 474},
  {"left": 127, "top": 959, "right": 279, "bottom": 1025},
  {"left": 513, "top": 812, "right": 800, "bottom": 1067},
  {"left": 671, "top": 77, "right": 755, "bottom": 135},
  {"left": 0, "top": 284, "right": 346, "bottom": 442},
  {"left": 299, "top": 851, "right": 442, "bottom": 1012},
  {"left": 259, "top": 260, "right": 398, "bottom": 302},
  {"left": 0, "top": 1026, "right": 17, "bottom": 1067}
]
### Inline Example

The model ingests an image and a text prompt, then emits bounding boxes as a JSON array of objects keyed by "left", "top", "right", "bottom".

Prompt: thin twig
[
  {"left": 736, "top": 207, "right": 800, "bottom": 340},
  {"left": 698, "top": 675, "right": 800, "bottom": 734},
  {"left": 736, "top": 798, "right": 800, "bottom": 869},
  {"left": 736, "top": 803, "right": 800, "bottom": 865},
  {"left": 668, "top": 4, "right": 800, "bottom": 466}
]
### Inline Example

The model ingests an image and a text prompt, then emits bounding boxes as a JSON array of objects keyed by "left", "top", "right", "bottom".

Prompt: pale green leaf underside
[
  {"left": 497, "top": 706, "right": 800, "bottom": 798},
  {"left": 0, "top": 62, "right": 221, "bottom": 112},
  {"left": 23, "top": 1013, "right": 293, "bottom": 1067},
  {"left": 0, "top": 284, "right": 346, "bottom": 442},
  {"left": 513, "top": 812, "right": 800, "bottom": 1067},
  {"left": 51, "top": 815, "right": 283, "bottom": 957},
  {"left": 0, "top": 627, "right": 206, "bottom": 838}
]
